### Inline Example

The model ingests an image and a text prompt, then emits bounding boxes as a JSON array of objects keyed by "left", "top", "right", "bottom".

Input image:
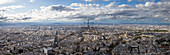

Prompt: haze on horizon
[{"left": 0, "top": 0, "right": 170, "bottom": 24}]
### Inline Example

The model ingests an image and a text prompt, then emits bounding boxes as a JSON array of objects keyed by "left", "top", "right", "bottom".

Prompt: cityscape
[
  {"left": 0, "top": 0, "right": 170, "bottom": 55},
  {"left": 0, "top": 23, "right": 169, "bottom": 55}
]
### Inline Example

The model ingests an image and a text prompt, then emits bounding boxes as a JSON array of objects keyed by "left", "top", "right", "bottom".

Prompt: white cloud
[
  {"left": 0, "top": 5, "right": 24, "bottom": 14},
  {"left": 0, "top": 0, "right": 16, "bottom": 4},
  {"left": 84, "top": 0, "right": 99, "bottom": 2},
  {"left": 105, "top": 2, "right": 132, "bottom": 8},
  {"left": 161, "top": 0, "right": 170, "bottom": 2},
  {"left": 127, "top": 0, "right": 132, "bottom": 2},
  {"left": 135, "top": 2, "right": 170, "bottom": 10},
  {"left": 42, "top": 5, "right": 75, "bottom": 11},
  {"left": 0, "top": 5, "right": 25, "bottom": 10},
  {"left": 105, "top": 2, "right": 117, "bottom": 7},
  {"left": 0, "top": 5, "right": 25, "bottom": 14},
  {"left": 84, "top": 0, "right": 93, "bottom": 2},
  {"left": 118, "top": 4, "right": 132, "bottom": 8},
  {"left": 30, "top": 0, "right": 34, "bottom": 2},
  {"left": 104, "top": 0, "right": 109, "bottom": 1},
  {"left": 70, "top": 3, "right": 84, "bottom": 7},
  {"left": 86, "top": 0, "right": 155, "bottom": 2},
  {"left": 1, "top": 2, "right": 170, "bottom": 23},
  {"left": 71, "top": 3, "right": 99, "bottom": 7}
]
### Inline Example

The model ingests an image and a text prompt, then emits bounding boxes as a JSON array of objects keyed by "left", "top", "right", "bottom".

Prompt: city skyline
[
  {"left": 0, "top": 0, "right": 170, "bottom": 24},
  {"left": 0, "top": 0, "right": 169, "bottom": 54}
]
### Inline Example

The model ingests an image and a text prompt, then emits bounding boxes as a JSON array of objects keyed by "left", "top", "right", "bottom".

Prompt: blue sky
[
  {"left": 2, "top": 0, "right": 160, "bottom": 13},
  {"left": 0, "top": 0, "right": 170, "bottom": 24}
]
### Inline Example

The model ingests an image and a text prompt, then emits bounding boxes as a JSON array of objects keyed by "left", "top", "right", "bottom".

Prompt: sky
[{"left": 0, "top": 0, "right": 170, "bottom": 24}]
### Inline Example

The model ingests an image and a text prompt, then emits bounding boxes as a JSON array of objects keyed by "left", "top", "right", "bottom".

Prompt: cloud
[
  {"left": 118, "top": 4, "right": 132, "bottom": 8},
  {"left": 30, "top": 0, "right": 34, "bottom": 2},
  {"left": 84, "top": 0, "right": 99, "bottom": 2},
  {"left": 40, "top": 5, "right": 75, "bottom": 12},
  {"left": 46, "top": 5, "right": 74, "bottom": 11},
  {"left": 105, "top": 2, "right": 132, "bottom": 8},
  {"left": 0, "top": 5, "right": 25, "bottom": 10},
  {"left": 0, "top": 0, "right": 35, "bottom": 4},
  {"left": 127, "top": 0, "right": 132, "bottom": 2},
  {"left": 135, "top": 2, "right": 170, "bottom": 18},
  {"left": 0, "top": 5, "right": 25, "bottom": 14},
  {"left": 0, "top": 5, "right": 25, "bottom": 22},
  {"left": 136, "top": 2, "right": 170, "bottom": 9},
  {"left": 84, "top": 0, "right": 93, "bottom": 2},
  {"left": 71, "top": 3, "right": 100, "bottom": 7},
  {"left": 85, "top": 0, "right": 156, "bottom": 2},
  {"left": 0, "top": 0, "right": 16, "bottom": 4},
  {"left": 1, "top": 2, "right": 170, "bottom": 23},
  {"left": 105, "top": 2, "right": 117, "bottom": 7},
  {"left": 160, "top": 0, "right": 170, "bottom": 2},
  {"left": 104, "top": 0, "right": 110, "bottom": 1},
  {"left": 70, "top": 3, "right": 84, "bottom": 7}
]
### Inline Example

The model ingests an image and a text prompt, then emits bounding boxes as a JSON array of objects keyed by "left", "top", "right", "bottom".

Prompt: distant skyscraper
[
  {"left": 38, "top": 26, "right": 41, "bottom": 30},
  {"left": 54, "top": 31, "right": 58, "bottom": 47},
  {"left": 87, "top": 19, "right": 90, "bottom": 29},
  {"left": 50, "top": 26, "right": 53, "bottom": 30}
]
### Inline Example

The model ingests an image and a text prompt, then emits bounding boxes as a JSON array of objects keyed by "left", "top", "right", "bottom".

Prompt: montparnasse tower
[
  {"left": 54, "top": 31, "right": 58, "bottom": 47},
  {"left": 87, "top": 19, "right": 90, "bottom": 29}
]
